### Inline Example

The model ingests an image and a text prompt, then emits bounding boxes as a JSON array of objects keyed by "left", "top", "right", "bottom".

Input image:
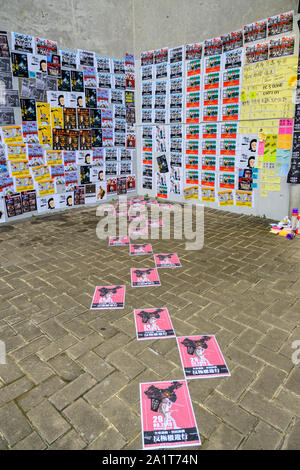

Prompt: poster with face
[
  {"left": 177, "top": 335, "right": 230, "bottom": 379},
  {"left": 134, "top": 308, "right": 175, "bottom": 340},
  {"left": 90, "top": 285, "right": 125, "bottom": 309},
  {"left": 131, "top": 268, "right": 161, "bottom": 287},
  {"left": 109, "top": 236, "right": 130, "bottom": 246},
  {"left": 154, "top": 253, "right": 181, "bottom": 268},
  {"left": 129, "top": 243, "right": 153, "bottom": 255},
  {"left": 237, "top": 134, "right": 258, "bottom": 169},
  {"left": 140, "top": 380, "right": 201, "bottom": 449}
]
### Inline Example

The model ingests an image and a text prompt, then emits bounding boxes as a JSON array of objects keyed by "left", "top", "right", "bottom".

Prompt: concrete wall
[
  {"left": 132, "top": 0, "right": 298, "bottom": 53},
  {"left": 0, "top": 0, "right": 134, "bottom": 57}
]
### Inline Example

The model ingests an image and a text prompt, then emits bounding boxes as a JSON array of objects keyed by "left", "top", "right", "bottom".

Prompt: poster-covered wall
[
  {"left": 0, "top": 33, "right": 137, "bottom": 224},
  {"left": 137, "top": 10, "right": 298, "bottom": 219}
]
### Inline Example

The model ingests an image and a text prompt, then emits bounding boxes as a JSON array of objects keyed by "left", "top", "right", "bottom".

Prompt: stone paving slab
[{"left": 0, "top": 204, "right": 299, "bottom": 450}]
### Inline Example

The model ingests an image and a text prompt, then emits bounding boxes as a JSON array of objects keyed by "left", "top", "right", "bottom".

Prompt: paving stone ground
[{"left": 0, "top": 203, "right": 299, "bottom": 450}]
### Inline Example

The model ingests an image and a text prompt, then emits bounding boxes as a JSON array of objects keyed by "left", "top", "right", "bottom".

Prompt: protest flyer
[
  {"left": 109, "top": 236, "right": 130, "bottom": 246},
  {"left": 58, "top": 69, "right": 71, "bottom": 91},
  {"left": 71, "top": 71, "right": 84, "bottom": 92},
  {"left": 78, "top": 49, "right": 95, "bottom": 67},
  {"left": 96, "top": 56, "right": 111, "bottom": 73},
  {"left": 0, "top": 31, "right": 10, "bottom": 58},
  {"left": 131, "top": 268, "right": 161, "bottom": 287},
  {"left": 47, "top": 53, "right": 61, "bottom": 77},
  {"left": 140, "top": 380, "right": 201, "bottom": 450},
  {"left": 60, "top": 49, "right": 77, "bottom": 69},
  {"left": 134, "top": 308, "right": 175, "bottom": 340},
  {"left": 12, "top": 32, "right": 34, "bottom": 53},
  {"left": 268, "top": 11, "right": 293, "bottom": 37},
  {"left": 177, "top": 335, "right": 230, "bottom": 379},
  {"left": 51, "top": 107, "right": 64, "bottom": 129},
  {"left": 83, "top": 66, "right": 97, "bottom": 88},
  {"left": 243, "top": 19, "right": 267, "bottom": 44},
  {"left": 20, "top": 99, "right": 36, "bottom": 122},
  {"left": 154, "top": 253, "right": 181, "bottom": 268},
  {"left": 222, "top": 30, "right": 243, "bottom": 53},
  {"left": 130, "top": 243, "right": 153, "bottom": 255},
  {"left": 11, "top": 52, "right": 28, "bottom": 77},
  {"left": 218, "top": 189, "right": 234, "bottom": 206},
  {"left": 63, "top": 108, "right": 77, "bottom": 130},
  {"left": 185, "top": 43, "right": 202, "bottom": 61},
  {"left": 91, "top": 285, "right": 125, "bottom": 309},
  {"left": 236, "top": 190, "right": 253, "bottom": 207},
  {"left": 201, "top": 187, "right": 215, "bottom": 202},
  {"left": 35, "top": 37, "right": 57, "bottom": 55}
]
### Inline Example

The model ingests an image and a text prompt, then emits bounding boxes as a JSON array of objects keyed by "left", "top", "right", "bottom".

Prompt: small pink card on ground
[
  {"left": 176, "top": 335, "right": 230, "bottom": 379},
  {"left": 134, "top": 308, "right": 175, "bottom": 340},
  {"left": 91, "top": 285, "right": 126, "bottom": 309},
  {"left": 130, "top": 243, "right": 153, "bottom": 255},
  {"left": 109, "top": 236, "right": 130, "bottom": 246},
  {"left": 131, "top": 268, "right": 161, "bottom": 287},
  {"left": 154, "top": 253, "right": 181, "bottom": 268},
  {"left": 140, "top": 380, "right": 201, "bottom": 450}
]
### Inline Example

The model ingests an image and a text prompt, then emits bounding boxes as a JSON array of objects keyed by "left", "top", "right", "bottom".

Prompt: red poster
[
  {"left": 134, "top": 308, "right": 175, "bottom": 340},
  {"left": 177, "top": 335, "right": 230, "bottom": 379},
  {"left": 91, "top": 285, "right": 126, "bottom": 309},
  {"left": 130, "top": 243, "right": 153, "bottom": 255},
  {"left": 140, "top": 380, "right": 201, "bottom": 449},
  {"left": 154, "top": 253, "right": 181, "bottom": 268},
  {"left": 131, "top": 268, "right": 161, "bottom": 287}
]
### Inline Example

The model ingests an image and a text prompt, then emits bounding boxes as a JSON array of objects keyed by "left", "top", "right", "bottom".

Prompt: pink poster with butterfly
[
  {"left": 91, "top": 285, "right": 126, "bottom": 309},
  {"left": 131, "top": 268, "right": 161, "bottom": 287},
  {"left": 176, "top": 335, "right": 230, "bottom": 379},
  {"left": 109, "top": 236, "right": 130, "bottom": 246},
  {"left": 134, "top": 308, "right": 175, "bottom": 340},
  {"left": 130, "top": 243, "right": 153, "bottom": 255},
  {"left": 154, "top": 253, "right": 181, "bottom": 268},
  {"left": 140, "top": 380, "right": 201, "bottom": 450}
]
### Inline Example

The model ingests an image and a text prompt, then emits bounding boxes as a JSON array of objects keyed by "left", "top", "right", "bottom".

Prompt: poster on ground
[{"left": 140, "top": 380, "right": 201, "bottom": 449}]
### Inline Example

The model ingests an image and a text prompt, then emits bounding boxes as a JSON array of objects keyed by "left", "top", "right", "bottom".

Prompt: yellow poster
[
  {"left": 9, "top": 160, "right": 30, "bottom": 177},
  {"left": 37, "top": 179, "right": 55, "bottom": 196},
  {"left": 51, "top": 107, "right": 64, "bottom": 129},
  {"left": 6, "top": 143, "right": 27, "bottom": 161},
  {"left": 201, "top": 187, "right": 215, "bottom": 202},
  {"left": 184, "top": 186, "right": 198, "bottom": 200},
  {"left": 1, "top": 125, "right": 23, "bottom": 144},
  {"left": 36, "top": 102, "right": 51, "bottom": 126},
  {"left": 218, "top": 190, "right": 234, "bottom": 206},
  {"left": 15, "top": 176, "right": 34, "bottom": 192},
  {"left": 236, "top": 191, "right": 253, "bottom": 207},
  {"left": 45, "top": 150, "right": 63, "bottom": 166},
  {"left": 38, "top": 125, "right": 52, "bottom": 147}
]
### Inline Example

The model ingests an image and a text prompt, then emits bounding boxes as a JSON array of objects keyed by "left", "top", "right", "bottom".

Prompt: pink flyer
[
  {"left": 109, "top": 236, "right": 130, "bottom": 246},
  {"left": 154, "top": 253, "right": 181, "bottom": 268},
  {"left": 134, "top": 308, "right": 175, "bottom": 340},
  {"left": 130, "top": 243, "right": 153, "bottom": 255},
  {"left": 131, "top": 268, "right": 161, "bottom": 287},
  {"left": 91, "top": 285, "right": 126, "bottom": 309},
  {"left": 176, "top": 335, "right": 230, "bottom": 379},
  {"left": 140, "top": 380, "right": 201, "bottom": 450}
]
